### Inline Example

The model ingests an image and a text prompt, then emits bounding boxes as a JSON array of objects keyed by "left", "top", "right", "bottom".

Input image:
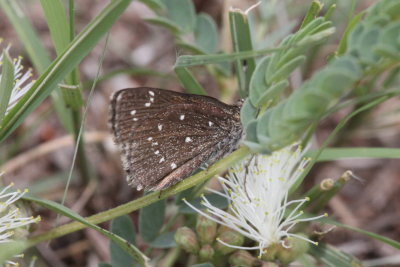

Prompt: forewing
[{"left": 109, "top": 87, "right": 240, "bottom": 190}]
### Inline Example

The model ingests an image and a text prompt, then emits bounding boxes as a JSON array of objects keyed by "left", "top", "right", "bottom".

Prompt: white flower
[
  {"left": 0, "top": 40, "right": 34, "bottom": 115},
  {"left": 0, "top": 182, "right": 41, "bottom": 265},
  {"left": 184, "top": 143, "right": 327, "bottom": 256}
]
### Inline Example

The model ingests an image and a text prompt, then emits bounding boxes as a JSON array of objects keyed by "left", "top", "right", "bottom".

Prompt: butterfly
[{"left": 109, "top": 87, "right": 243, "bottom": 191}]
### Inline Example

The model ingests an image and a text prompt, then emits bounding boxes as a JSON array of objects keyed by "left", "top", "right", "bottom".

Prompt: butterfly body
[{"left": 109, "top": 87, "right": 243, "bottom": 191}]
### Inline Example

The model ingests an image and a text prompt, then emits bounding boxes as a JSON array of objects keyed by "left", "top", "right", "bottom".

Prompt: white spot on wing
[
  {"left": 147, "top": 137, "right": 153, "bottom": 141},
  {"left": 130, "top": 110, "right": 136, "bottom": 115},
  {"left": 149, "top": 91, "right": 155, "bottom": 96},
  {"left": 133, "top": 118, "right": 138, "bottom": 121},
  {"left": 152, "top": 142, "right": 158, "bottom": 146},
  {"left": 208, "top": 121, "right": 213, "bottom": 127},
  {"left": 171, "top": 163, "right": 177, "bottom": 169},
  {"left": 159, "top": 157, "right": 165, "bottom": 163},
  {"left": 150, "top": 97, "right": 154, "bottom": 102},
  {"left": 180, "top": 115, "right": 185, "bottom": 120},
  {"left": 158, "top": 124, "right": 163, "bottom": 131},
  {"left": 154, "top": 150, "right": 160, "bottom": 155},
  {"left": 185, "top": 137, "right": 192, "bottom": 143},
  {"left": 145, "top": 102, "right": 151, "bottom": 107}
]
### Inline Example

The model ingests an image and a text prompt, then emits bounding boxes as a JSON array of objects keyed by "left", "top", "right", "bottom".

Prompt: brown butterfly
[{"left": 109, "top": 87, "right": 243, "bottom": 191}]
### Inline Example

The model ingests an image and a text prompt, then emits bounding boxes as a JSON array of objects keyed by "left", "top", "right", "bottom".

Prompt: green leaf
[
  {"left": 289, "top": 17, "right": 325, "bottom": 44},
  {"left": 40, "top": 0, "right": 84, "bottom": 109},
  {"left": 337, "top": 11, "right": 365, "bottom": 55},
  {"left": 375, "top": 22, "right": 400, "bottom": 59},
  {"left": 144, "top": 17, "right": 181, "bottom": 35},
  {"left": 0, "top": 0, "right": 73, "bottom": 132},
  {"left": 300, "top": 0, "right": 323, "bottom": 29},
  {"left": 138, "top": 0, "right": 165, "bottom": 12},
  {"left": 0, "top": 0, "right": 50, "bottom": 72},
  {"left": 0, "top": 0, "right": 134, "bottom": 142},
  {"left": 179, "top": 193, "right": 228, "bottom": 214},
  {"left": 240, "top": 98, "right": 257, "bottom": 128},
  {"left": 0, "top": 51, "right": 14, "bottom": 123},
  {"left": 174, "top": 67, "right": 207, "bottom": 95},
  {"left": 39, "top": 0, "right": 70, "bottom": 55},
  {"left": 308, "top": 147, "right": 400, "bottom": 161},
  {"left": 177, "top": 40, "right": 207, "bottom": 54},
  {"left": 266, "top": 55, "right": 306, "bottom": 84},
  {"left": 324, "top": 4, "right": 336, "bottom": 20},
  {"left": 194, "top": 13, "right": 218, "bottom": 53},
  {"left": 110, "top": 215, "right": 137, "bottom": 267},
  {"left": 249, "top": 56, "right": 270, "bottom": 107},
  {"left": 309, "top": 243, "right": 363, "bottom": 267},
  {"left": 229, "top": 9, "right": 255, "bottom": 97},
  {"left": 162, "top": 0, "right": 196, "bottom": 33},
  {"left": 320, "top": 217, "right": 400, "bottom": 249},
  {"left": 175, "top": 47, "right": 281, "bottom": 67},
  {"left": 243, "top": 120, "right": 267, "bottom": 153},
  {"left": 382, "top": 1, "right": 400, "bottom": 19},
  {"left": 256, "top": 80, "right": 288, "bottom": 108},
  {"left": 149, "top": 231, "right": 177, "bottom": 248},
  {"left": 139, "top": 196, "right": 166, "bottom": 243},
  {"left": 23, "top": 195, "right": 150, "bottom": 266}
]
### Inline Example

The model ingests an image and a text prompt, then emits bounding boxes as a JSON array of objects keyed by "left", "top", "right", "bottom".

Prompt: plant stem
[
  {"left": 72, "top": 110, "right": 91, "bottom": 183},
  {"left": 162, "top": 247, "right": 181, "bottom": 267}
]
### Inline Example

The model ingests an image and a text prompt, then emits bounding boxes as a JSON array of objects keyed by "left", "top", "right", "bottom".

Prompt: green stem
[
  {"left": 71, "top": 111, "right": 91, "bottom": 183},
  {"left": 69, "top": 0, "right": 75, "bottom": 41},
  {"left": 28, "top": 146, "right": 251, "bottom": 245},
  {"left": 68, "top": 0, "right": 89, "bottom": 183},
  {"left": 162, "top": 247, "right": 181, "bottom": 267}
]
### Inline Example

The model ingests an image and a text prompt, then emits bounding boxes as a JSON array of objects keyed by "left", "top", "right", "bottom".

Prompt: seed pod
[
  {"left": 174, "top": 227, "right": 200, "bottom": 254},
  {"left": 196, "top": 215, "right": 217, "bottom": 245},
  {"left": 229, "top": 250, "right": 256, "bottom": 267},
  {"left": 276, "top": 234, "right": 310, "bottom": 265},
  {"left": 260, "top": 242, "right": 279, "bottom": 262},
  {"left": 199, "top": 244, "right": 215, "bottom": 262},
  {"left": 215, "top": 229, "right": 244, "bottom": 255}
]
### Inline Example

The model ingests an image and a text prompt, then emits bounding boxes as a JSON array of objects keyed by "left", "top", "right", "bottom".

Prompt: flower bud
[
  {"left": 215, "top": 229, "right": 244, "bottom": 255},
  {"left": 229, "top": 250, "right": 256, "bottom": 267},
  {"left": 217, "top": 225, "right": 231, "bottom": 234},
  {"left": 198, "top": 244, "right": 215, "bottom": 262},
  {"left": 174, "top": 227, "right": 199, "bottom": 254},
  {"left": 260, "top": 243, "right": 279, "bottom": 261},
  {"left": 276, "top": 235, "right": 310, "bottom": 265},
  {"left": 196, "top": 215, "right": 217, "bottom": 244}
]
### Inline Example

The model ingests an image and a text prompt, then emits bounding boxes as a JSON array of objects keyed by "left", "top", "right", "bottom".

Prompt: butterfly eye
[{"left": 109, "top": 87, "right": 243, "bottom": 191}]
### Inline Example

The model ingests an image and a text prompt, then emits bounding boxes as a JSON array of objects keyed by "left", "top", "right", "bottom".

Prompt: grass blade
[
  {"left": 23, "top": 195, "right": 150, "bottom": 266},
  {"left": 175, "top": 66, "right": 207, "bottom": 95},
  {"left": 0, "top": 0, "right": 134, "bottom": 142},
  {"left": 229, "top": 9, "right": 255, "bottom": 97},
  {"left": 308, "top": 147, "right": 400, "bottom": 161},
  {"left": 40, "top": 0, "right": 70, "bottom": 55},
  {"left": 0, "top": 0, "right": 74, "bottom": 132},
  {"left": 0, "top": 51, "right": 14, "bottom": 122}
]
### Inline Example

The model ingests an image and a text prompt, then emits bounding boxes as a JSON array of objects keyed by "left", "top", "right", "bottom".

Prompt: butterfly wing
[{"left": 109, "top": 87, "right": 243, "bottom": 191}]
